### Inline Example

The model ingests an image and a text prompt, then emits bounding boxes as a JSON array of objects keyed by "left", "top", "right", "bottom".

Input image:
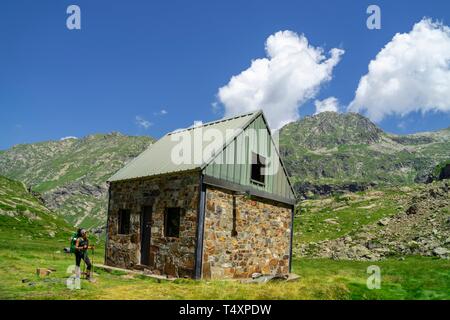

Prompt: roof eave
[{"left": 107, "top": 168, "right": 202, "bottom": 184}]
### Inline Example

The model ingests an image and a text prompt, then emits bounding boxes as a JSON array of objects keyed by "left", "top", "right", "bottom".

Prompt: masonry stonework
[
  {"left": 202, "top": 186, "right": 292, "bottom": 279},
  {"left": 106, "top": 172, "right": 200, "bottom": 278}
]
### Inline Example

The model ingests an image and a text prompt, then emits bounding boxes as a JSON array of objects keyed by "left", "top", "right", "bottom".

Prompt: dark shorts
[{"left": 75, "top": 251, "right": 92, "bottom": 270}]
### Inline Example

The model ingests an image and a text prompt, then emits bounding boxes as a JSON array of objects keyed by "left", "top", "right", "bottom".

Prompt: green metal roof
[{"left": 108, "top": 111, "right": 261, "bottom": 182}]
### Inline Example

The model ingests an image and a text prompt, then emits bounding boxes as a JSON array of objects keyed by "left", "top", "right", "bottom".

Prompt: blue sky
[{"left": 1, "top": 0, "right": 450, "bottom": 149}]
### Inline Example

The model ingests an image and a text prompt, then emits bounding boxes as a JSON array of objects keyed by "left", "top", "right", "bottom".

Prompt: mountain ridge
[
  {"left": 0, "top": 132, "right": 154, "bottom": 227},
  {"left": 279, "top": 112, "right": 450, "bottom": 198},
  {"left": 0, "top": 112, "right": 449, "bottom": 227}
]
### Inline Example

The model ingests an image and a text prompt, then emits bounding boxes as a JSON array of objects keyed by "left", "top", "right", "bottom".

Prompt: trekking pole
[
  {"left": 82, "top": 259, "right": 86, "bottom": 279},
  {"left": 91, "top": 246, "right": 95, "bottom": 279}
]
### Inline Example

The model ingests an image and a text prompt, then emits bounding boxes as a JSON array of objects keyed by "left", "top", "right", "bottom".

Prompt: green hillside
[
  {"left": 279, "top": 112, "right": 450, "bottom": 197},
  {"left": 0, "top": 175, "right": 71, "bottom": 240},
  {"left": 0, "top": 112, "right": 448, "bottom": 228},
  {"left": 0, "top": 133, "right": 153, "bottom": 228},
  {"left": 294, "top": 180, "right": 449, "bottom": 261}
]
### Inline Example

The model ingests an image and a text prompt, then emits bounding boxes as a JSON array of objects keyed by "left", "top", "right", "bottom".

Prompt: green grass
[
  {"left": 1, "top": 175, "right": 449, "bottom": 300},
  {"left": 295, "top": 187, "right": 409, "bottom": 244},
  {"left": 296, "top": 258, "right": 450, "bottom": 300},
  {"left": 0, "top": 234, "right": 448, "bottom": 300}
]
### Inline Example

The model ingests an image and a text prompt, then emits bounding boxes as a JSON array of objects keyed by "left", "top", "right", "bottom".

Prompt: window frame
[
  {"left": 164, "top": 207, "right": 181, "bottom": 238},
  {"left": 250, "top": 152, "right": 266, "bottom": 186},
  {"left": 117, "top": 209, "right": 131, "bottom": 235}
]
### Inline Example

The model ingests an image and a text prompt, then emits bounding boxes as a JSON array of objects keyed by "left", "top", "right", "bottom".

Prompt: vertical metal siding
[{"left": 203, "top": 115, "right": 294, "bottom": 200}]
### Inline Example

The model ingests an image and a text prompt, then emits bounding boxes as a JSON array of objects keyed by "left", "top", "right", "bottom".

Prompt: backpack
[
  {"left": 64, "top": 229, "right": 81, "bottom": 254},
  {"left": 69, "top": 232, "right": 79, "bottom": 253}
]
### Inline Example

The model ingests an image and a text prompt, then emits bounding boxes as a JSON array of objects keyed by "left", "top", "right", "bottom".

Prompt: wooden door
[{"left": 140, "top": 206, "right": 152, "bottom": 266}]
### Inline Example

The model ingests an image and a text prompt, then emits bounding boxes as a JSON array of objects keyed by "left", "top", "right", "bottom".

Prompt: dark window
[
  {"left": 251, "top": 152, "right": 266, "bottom": 185},
  {"left": 165, "top": 208, "right": 181, "bottom": 238},
  {"left": 118, "top": 209, "right": 131, "bottom": 234}
]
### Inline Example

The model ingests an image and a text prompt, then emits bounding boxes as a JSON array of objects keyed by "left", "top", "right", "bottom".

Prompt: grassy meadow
[
  {"left": 1, "top": 176, "right": 449, "bottom": 300},
  {"left": 0, "top": 231, "right": 448, "bottom": 300}
]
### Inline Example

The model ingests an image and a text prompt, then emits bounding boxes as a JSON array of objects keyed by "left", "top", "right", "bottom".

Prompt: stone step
[{"left": 93, "top": 264, "right": 176, "bottom": 281}]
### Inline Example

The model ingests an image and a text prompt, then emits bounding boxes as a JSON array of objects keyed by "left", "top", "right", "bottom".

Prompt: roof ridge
[
  {"left": 200, "top": 110, "right": 262, "bottom": 169},
  {"left": 167, "top": 110, "right": 261, "bottom": 135}
]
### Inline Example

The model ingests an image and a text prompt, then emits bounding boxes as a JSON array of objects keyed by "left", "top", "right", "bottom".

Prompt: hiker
[{"left": 74, "top": 228, "right": 94, "bottom": 280}]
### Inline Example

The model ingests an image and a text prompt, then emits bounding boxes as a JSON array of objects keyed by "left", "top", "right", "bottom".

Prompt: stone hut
[{"left": 105, "top": 110, "right": 296, "bottom": 279}]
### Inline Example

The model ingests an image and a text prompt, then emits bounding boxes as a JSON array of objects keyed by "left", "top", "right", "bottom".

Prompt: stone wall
[
  {"left": 106, "top": 172, "right": 200, "bottom": 278},
  {"left": 201, "top": 186, "right": 293, "bottom": 279}
]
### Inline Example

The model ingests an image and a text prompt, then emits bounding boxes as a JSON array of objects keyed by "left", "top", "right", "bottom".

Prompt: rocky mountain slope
[
  {"left": 0, "top": 133, "right": 153, "bottom": 228},
  {"left": 0, "top": 175, "right": 71, "bottom": 239},
  {"left": 295, "top": 180, "right": 450, "bottom": 260},
  {"left": 0, "top": 112, "right": 448, "bottom": 230},
  {"left": 279, "top": 112, "right": 450, "bottom": 198}
]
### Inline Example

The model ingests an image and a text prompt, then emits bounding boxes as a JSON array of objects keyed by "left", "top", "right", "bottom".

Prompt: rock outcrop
[
  {"left": 279, "top": 112, "right": 450, "bottom": 197},
  {"left": 294, "top": 181, "right": 377, "bottom": 199},
  {"left": 296, "top": 181, "right": 450, "bottom": 260}
]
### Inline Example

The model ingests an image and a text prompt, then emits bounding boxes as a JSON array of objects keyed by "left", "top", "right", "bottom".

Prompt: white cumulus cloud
[
  {"left": 314, "top": 97, "right": 340, "bottom": 114},
  {"left": 348, "top": 18, "right": 450, "bottom": 122},
  {"left": 135, "top": 116, "right": 152, "bottom": 129},
  {"left": 154, "top": 109, "right": 168, "bottom": 116},
  {"left": 217, "top": 30, "right": 344, "bottom": 130}
]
